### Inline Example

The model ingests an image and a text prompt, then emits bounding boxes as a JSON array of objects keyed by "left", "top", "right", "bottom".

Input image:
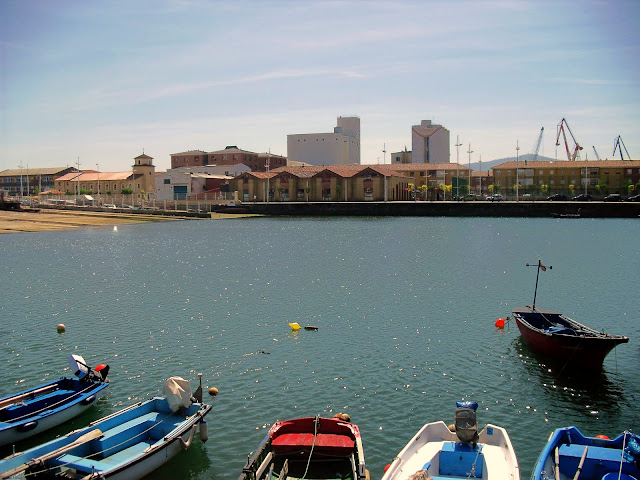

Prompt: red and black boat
[{"left": 511, "top": 260, "right": 629, "bottom": 370}]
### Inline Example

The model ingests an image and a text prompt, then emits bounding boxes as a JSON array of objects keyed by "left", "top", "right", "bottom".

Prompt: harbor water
[{"left": 1, "top": 216, "right": 638, "bottom": 479}]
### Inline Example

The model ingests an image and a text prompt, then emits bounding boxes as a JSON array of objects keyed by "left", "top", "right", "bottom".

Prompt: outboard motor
[
  {"left": 454, "top": 401, "right": 479, "bottom": 446},
  {"left": 69, "top": 354, "right": 110, "bottom": 382}
]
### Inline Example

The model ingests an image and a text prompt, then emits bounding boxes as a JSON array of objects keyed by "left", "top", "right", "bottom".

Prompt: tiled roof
[
  {"left": 494, "top": 159, "right": 640, "bottom": 169},
  {"left": 0, "top": 167, "right": 75, "bottom": 176},
  {"left": 170, "top": 150, "right": 208, "bottom": 156},
  {"left": 56, "top": 171, "right": 132, "bottom": 181},
  {"left": 209, "top": 146, "right": 257, "bottom": 155},
  {"left": 377, "top": 163, "right": 470, "bottom": 173}
]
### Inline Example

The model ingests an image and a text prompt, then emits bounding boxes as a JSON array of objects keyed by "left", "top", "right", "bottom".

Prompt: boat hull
[
  {"left": 381, "top": 421, "right": 520, "bottom": 480},
  {"left": 0, "top": 377, "right": 109, "bottom": 448},
  {"left": 531, "top": 426, "right": 640, "bottom": 480},
  {"left": 512, "top": 306, "right": 628, "bottom": 370}
]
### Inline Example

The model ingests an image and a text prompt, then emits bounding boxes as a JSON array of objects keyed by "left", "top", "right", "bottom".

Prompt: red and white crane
[{"left": 555, "top": 118, "right": 583, "bottom": 161}]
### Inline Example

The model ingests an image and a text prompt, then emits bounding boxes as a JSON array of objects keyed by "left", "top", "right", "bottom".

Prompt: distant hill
[{"left": 466, "top": 154, "right": 555, "bottom": 171}]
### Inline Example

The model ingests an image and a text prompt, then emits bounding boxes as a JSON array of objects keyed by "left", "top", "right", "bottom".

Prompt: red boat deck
[{"left": 272, "top": 433, "right": 355, "bottom": 456}]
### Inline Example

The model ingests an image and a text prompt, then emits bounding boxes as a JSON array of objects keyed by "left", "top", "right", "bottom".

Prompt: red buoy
[{"left": 495, "top": 318, "right": 505, "bottom": 328}]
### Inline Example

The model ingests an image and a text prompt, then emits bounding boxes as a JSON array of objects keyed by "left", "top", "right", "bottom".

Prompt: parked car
[
  {"left": 547, "top": 194, "right": 567, "bottom": 201},
  {"left": 603, "top": 194, "right": 622, "bottom": 202},
  {"left": 458, "top": 194, "right": 480, "bottom": 201},
  {"left": 486, "top": 194, "right": 504, "bottom": 202},
  {"left": 571, "top": 194, "right": 592, "bottom": 201},
  {"left": 628, "top": 194, "right": 640, "bottom": 202},
  {"left": 103, "top": 203, "right": 117, "bottom": 209}
]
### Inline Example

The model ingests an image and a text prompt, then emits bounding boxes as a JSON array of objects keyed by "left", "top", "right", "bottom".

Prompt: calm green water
[{"left": 1, "top": 217, "right": 638, "bottom": 480}]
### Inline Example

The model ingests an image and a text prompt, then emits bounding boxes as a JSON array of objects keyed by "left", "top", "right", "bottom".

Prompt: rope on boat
[
  {"left": 8, "top": 382, "right": 101, "bottom": 424},
  {"left": 301, "top": 415, "right": 320, "bottom": 480},
  {"left": 466, "top": 447, "right": 482, "bottom": 480},
  {"left": 618, "top": 431, "right": 629, "bottom": 479}
]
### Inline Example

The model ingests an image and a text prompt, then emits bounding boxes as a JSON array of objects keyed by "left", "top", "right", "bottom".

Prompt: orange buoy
[
  {"left": 495, "top": 318, "right": 505, "bottom": 328},
  {"left": 596, "top": 434, "right": 610, "bottom": 440},
  {"left": 208, "top": 387, "right": 219, "bottom": 397},
  {"left": 56, "top": 323, "right": 66, "bottom": 333}
]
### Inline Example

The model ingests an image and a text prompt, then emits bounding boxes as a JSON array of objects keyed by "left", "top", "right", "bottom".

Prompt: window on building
[
  {"left": 550, "top": 170, "right": 554, "bottom": 175},
  {"left": 164, "top": 179, "right": 170, "bottom": 184}
]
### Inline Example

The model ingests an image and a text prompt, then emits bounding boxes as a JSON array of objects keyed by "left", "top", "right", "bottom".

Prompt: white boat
[{"left": 381, "top": 402, "right": 520, "bottom": 480}]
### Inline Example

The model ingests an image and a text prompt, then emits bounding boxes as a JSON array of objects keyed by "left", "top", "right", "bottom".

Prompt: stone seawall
[{"left": 244, "top": 201, "right": 640, "bottom": 218}]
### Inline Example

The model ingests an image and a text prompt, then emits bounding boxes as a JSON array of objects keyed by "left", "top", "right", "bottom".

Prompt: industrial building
[{"left": 287, "top": 116, "right": 360, "bottom": 166}]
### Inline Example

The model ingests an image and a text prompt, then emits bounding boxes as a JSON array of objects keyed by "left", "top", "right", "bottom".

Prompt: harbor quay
[{"left": 238, "top": 200, "right": 640, "bottom": 218}]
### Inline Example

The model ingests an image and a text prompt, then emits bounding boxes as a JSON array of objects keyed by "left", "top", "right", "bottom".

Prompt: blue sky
[{"left": 1, "top": 0, "right": 639, "bottom": 172}]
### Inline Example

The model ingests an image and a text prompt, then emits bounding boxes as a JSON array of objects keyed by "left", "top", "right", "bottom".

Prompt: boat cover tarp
[{"left": 162, "top": 377, "right": 192, "bottom": 412}]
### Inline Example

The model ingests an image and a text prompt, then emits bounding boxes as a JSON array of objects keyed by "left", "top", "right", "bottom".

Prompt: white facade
[
  {"left": 155, "top": 165, "right": 248, "bottom": 201},
  {"left": 287, "top": 116, "right": 360, "bottom": 166},
  {"left": 411, "top": 120, "right": 450, "bottom": 164}
]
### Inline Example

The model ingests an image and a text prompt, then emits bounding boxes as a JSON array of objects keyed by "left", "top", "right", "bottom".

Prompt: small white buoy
[
  {"left": 56, "top": 323, "right": 66, "bottom": 333},
  {"left": 113, "top": 226, "right": 118, "bottom": 232},
  {"left": 200, "top": 420, "right": 209, "bottom": 442}
]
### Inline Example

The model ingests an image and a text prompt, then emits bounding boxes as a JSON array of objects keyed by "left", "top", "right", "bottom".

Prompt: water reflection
[{"left": 513, "top": 338, "right": 625, "bottom": 419}]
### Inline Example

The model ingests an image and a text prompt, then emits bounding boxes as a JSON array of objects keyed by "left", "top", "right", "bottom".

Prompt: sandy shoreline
[{"left": 0, "top": 209, "right": 252, "bottom": 234}]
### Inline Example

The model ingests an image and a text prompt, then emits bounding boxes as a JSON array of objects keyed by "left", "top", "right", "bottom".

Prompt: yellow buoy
[
  {"left": 56, "top": 323, "right": 66, "bottom": 333},
  {"left": 288, "top": 322, "right": 301, "bottom": 331},
  {"left": 208, "top": 387, "right": 219, "bottom": 397}
]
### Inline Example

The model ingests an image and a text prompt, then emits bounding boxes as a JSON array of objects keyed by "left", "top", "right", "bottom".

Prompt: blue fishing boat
[
  {"left": 0, "top": 376, "right": 212, "bottom": 480},
  {"left": 0, "top": 355, "right": 109, "bottom": 448},
  {"left": 531, "top": 426, "right": 640, "bottom": 480}
]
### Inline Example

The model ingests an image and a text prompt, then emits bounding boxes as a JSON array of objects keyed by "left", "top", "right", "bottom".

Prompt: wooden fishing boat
[
  {"left": 0, "top": 355, "right": 109, "bottom": 448},
  {"left": 239, "top": 414, "right": 368, "bottom": 480},
  {"left": 0, "top": 376, "right": 212, "bottom": 480},
  {"left": 531, "top": 426, "right": 640, "bottom": 480},
  {"left": 381, "top": 401, "right": 520, "bottom": 480},
  {"left": 512, "top": 260, "right": 628, "bottom": 370}
]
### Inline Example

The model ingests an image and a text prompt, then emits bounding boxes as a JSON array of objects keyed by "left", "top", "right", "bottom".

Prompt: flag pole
[{"left": 526, "top": 260, "right": 552, "bottom": 311}]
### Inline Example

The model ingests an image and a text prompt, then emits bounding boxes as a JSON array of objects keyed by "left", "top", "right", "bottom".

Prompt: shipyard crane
[
  {"left": 555, "top": 118, "right": 583, "bottom": 161},
  {"left": 529, "top": 127, "right": 544, "bottom": 164},
  {"left": 613, "top": 135, "right": 631, "bottom": 160},
  {"left": 592, "top": 146, "right": 601, "bottom": 161}
]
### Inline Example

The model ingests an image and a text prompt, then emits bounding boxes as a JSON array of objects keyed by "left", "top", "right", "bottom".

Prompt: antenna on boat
[{"left": 526, "top": 260, "right": 552, "bottom": 311}]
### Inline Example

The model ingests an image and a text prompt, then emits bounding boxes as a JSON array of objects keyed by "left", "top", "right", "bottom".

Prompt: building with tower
[{"left": 411, "top": 120, "right": 450, "bottom": 164}]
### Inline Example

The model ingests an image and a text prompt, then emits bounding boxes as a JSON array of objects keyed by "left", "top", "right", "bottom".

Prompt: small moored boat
[
  {"left": 0, "top": 376, "right": 212, "bottom": 480},
  {"left": 512, "top": 260, "right": 628, "bottom": 370},
  {"left": 0, "top": 354, "right": 110, "bottom": 448},
  {"left": 239, "top": 414, "right": 367, "bottom": 480},
  {"left": 531, "top": 426, "right": 640, "bottom": 480},
  {"left": 381, "top": 401, "right": 520, "bottom": 480}
]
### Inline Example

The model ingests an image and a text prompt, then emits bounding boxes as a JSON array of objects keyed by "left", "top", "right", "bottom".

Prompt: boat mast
[{"left": 527, "top": 260, "right": 552, "bottom": 311}]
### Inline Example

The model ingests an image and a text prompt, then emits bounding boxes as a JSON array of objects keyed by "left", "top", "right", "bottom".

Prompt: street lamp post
[
  {"left": 96, "top": 163, "right": 100, "bottom": 205},
  {"left": 455, "top": 136, "right": 462, "bottom": 198},
  {"left": 467, "top": 144, "right": 473, "bottom": 195},
  {"left": 479, "top": 155, "right": 482, "bottom": 197},
  {"left": 516, "top": 140, "right": 520, "bottom": 202},
  {"left": 266, "top": 149, "right": 270, "bottom": 203}
]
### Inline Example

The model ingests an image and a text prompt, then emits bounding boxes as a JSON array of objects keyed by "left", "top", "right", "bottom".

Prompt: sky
[{"left": 1, "top": 0, "right": 639, "bottom": 173}]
